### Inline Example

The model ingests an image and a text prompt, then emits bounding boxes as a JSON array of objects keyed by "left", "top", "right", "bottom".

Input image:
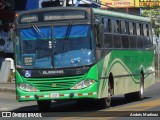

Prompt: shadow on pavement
[{"left": 10, "top": 96, "right": 152, "bottom": 114}]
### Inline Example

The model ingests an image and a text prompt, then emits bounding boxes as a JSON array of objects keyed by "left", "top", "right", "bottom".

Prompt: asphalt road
[{"left": 0, "top": 81, "right": 160, "bottom": 120}]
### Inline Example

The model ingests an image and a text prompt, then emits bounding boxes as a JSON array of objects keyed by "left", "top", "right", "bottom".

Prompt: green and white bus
[{"left": 14, "top": 7, "right": 155, "bottom": 110}]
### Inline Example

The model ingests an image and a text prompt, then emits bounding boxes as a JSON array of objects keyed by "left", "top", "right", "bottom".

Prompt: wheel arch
[{"left": 108, "top": 72, "right": 114, "bottom": 95}]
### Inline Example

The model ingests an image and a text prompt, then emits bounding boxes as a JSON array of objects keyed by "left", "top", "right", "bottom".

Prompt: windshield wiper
[
  {"left": 32, "top": 25, "right": 46, "bottom": 39},
  {"left": 63, "top": 22, "right": 72, "bottom": 53}
]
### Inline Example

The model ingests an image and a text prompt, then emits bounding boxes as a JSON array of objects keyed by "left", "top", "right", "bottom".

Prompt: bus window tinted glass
[
  {"left": 143, "top": 24, "right": 148, "bottom": 36},
  {"left": 113, "top": 19, "right": 120, "bottom": 33},
  {"left": 108, "top": 19, "right": 112, "bottom": 33},
  {"left": 103, "top": 18, "right": 108, "bottom": 32},
  {"left": 129, "top": 22, "right": 134, "bottom": 35},
  {"left": 121, "top": 21, "right": 127, "bottom": 34},
  {"left": 104, "top": 34, "right": 113, "bottom": 48},
  {"left": 136, "top": 23, "right": 140, "bottom": 35},
  {"left": 129, "top": 36, "right": 137, "bottom": 48},
  {"left": 137, "top": 36, "right": 143, "bottom": 48},
  {"left": 122, "top": 36, "right": 129, "bottom": 48},
  {"left": 146, "top": 24, "right": 149, "bottom": 36},
  {"left": 140, "top": 23, "right": 144, "bottom": 36},
  {"left": 113, "top": 35, "right": 121, "bottom": 48}
]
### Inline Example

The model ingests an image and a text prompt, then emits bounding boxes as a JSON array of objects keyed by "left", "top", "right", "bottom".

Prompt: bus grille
[{"left": 26, "top": 76, "right": 83, "bottom": 91}]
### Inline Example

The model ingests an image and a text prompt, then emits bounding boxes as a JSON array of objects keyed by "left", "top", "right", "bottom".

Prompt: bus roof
[
  {"left": 17, "top": 7, "right": 90, "bottom": 15},
  {"left": 17, "top": 7, "right": 151, "bottom": 23},
  {"left": 92, "top": 8, "right": 151, "bottom": 22}
]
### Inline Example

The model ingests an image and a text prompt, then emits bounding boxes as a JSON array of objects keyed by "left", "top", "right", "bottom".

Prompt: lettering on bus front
[
  {"left": 21, "top": 14, "right": 38, "bottom": 23},
  {"left": 19, "top": 10, "right": 87, "bottom": 24},
  {"left": 42, "top": 70, "right": 64, "bottom": 75},
  {"left": 44, "top": 11, "right": 86, "bottom": 21}
]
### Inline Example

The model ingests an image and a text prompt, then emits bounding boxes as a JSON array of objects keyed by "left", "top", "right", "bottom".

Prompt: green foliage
[{"left": 142, "top": 7, "right": 160, "bottom": 38}]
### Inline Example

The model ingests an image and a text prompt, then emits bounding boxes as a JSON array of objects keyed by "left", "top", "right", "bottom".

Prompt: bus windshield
[{"left": 19, "top": 24, "right": 95, "bottom": 68}]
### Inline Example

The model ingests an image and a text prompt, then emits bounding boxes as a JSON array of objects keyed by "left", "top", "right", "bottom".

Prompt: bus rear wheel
[
  {"left": 37, "top": 100, "right": 51, "bottom": 111},
  {"left": 125, "top": 74, "right": 144, "bottom": 101},
  {"left": 134, "top": 74, "right": 144, "bottom": 101}
]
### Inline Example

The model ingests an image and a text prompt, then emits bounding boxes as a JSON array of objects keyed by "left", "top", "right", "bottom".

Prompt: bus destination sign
[
  {"left": 21, "top": 14, "right": 38, "bottom": 23},
  {"left": 44, "top": 11, "right": 86, "bottom": 21},
  {"left": 19, "top": 10, "right": 87, "bottom": 24}
]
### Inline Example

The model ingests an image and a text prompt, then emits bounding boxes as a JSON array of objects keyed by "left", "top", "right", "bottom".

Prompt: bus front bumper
[{"left": 16, "top": 85, "right": 98, "bottom": 102}]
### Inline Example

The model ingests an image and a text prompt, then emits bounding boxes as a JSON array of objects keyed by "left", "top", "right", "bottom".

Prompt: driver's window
[{"left": 94, "top": 16, "right": 101, "bottom": 48}]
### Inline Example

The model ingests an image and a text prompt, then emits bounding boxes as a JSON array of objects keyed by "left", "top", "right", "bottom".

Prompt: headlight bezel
[
  {"left": 71, "top": 79, "right": 95, "bottom": 89},
  {"left": 17, "top": 83, "right": 39, "bottom": 92}
]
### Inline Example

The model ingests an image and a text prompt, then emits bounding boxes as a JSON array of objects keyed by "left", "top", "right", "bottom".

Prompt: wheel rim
[
  {"left": 140, "top": 75, "right": 144, "bottom": 99},
  {"left": 141, "top": 83, "right": 143, "bottom": 95},
  {"left": 106, "top": 82, "right": 111, "bottom": 106}
]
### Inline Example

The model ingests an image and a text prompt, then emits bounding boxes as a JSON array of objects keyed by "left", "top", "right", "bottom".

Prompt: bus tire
[
  {"left": 124, "top": 93, "right": 132, "bottom": 101},
  {"left": 134, "top": 74, "right": 144, "bottom": 101},
  {"left": 37, "top": 100, "right": 51, "bottom": 111},
  {"left": 99, "top": 82, "right": 111, "bottom": 108},
  {"left": 124, "top": 74, "right": 144, "bottom": 101}
]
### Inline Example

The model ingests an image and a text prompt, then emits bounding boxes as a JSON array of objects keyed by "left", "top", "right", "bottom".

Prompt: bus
[{"left": 14, "top": 7, "right": 155, "bottom": 111}]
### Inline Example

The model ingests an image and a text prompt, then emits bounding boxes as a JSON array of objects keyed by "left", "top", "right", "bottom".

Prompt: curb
[
  {"left": 0, "top": 82, "right": 16, "bottom": 94},
  {"left": 0, "top": 87, "right": 16, "bottom": 93}
]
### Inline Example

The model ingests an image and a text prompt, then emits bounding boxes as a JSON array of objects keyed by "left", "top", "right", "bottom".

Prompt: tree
[{"left": 142, "top": 7, "right": 160, "bottom": 46}]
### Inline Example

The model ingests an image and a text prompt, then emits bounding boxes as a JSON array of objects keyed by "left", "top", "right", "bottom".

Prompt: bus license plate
[{"left": 50, "top": 93, "right": 59, "bottom": 98}]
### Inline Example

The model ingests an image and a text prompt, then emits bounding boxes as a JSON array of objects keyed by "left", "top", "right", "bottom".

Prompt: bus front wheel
[
  {"left": 99, "top": 82, "right": 111, "bottom": 109},
  {"left": 37, "top": 100, "right": 51, "bottom": 111}
]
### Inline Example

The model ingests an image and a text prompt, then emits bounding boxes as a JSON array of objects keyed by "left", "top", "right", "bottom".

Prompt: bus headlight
[
  {"left": 17, "top": 83, "right": 39, "bottom": 92},
  {"left": 71, "top": 80, "right": 95, "bottom": 89}
]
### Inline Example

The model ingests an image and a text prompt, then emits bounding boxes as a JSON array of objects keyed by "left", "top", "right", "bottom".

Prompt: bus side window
[
  {"left": 99, "top": 23, "right": 104, "bottom": 47},
  {"left": 112, "top": 19, "right": 121, "bottom": 48},
  {"left": 116, "top": 20, "right": 121, "bottom": 33},
  {"left": 140, "top": 23, "right": 144, "bottom": 36},
  {"left": 103, "top": 18, "right": 112, "bottom": 33},
  {"left": 136, "top": 23, "right": 140, "bottom": 35},
  {"left": 94, "top": 16, "right": 101, "bottom": 47},
  {"left": 121, "top": 20, "right": 129, "bottom": 48},
  {"left": 94, "top": 24, "right": 104, "bottom": 48},
  {"left": 146, "top": 24, "right": 149, "bottom": 36},
  {"left": 129, "top": 22, "right": 134, "bottom": 35},
  {"left": 121, "top": 21, "right": 127, "bottom": 34},
  {"left": 94, "top": 24, "right": 100, "bottom": 47},
  {"left": 103, "top": 18, "right": 113, "bottom": 48},
  {"left": 143, "top": 24, "right": 148, "bottom": 37},
  {"left": 133, "top": 22, "right": 136, "bottom": 35},
  {"left": 113, "top": 19, "right": 120, "bottom": 33},
  {"left": 144, "top": 24, "right": 151, "bottom": 49},
  {"left": 137, "top": 23, "right": 144, "bottom": 49},
  {"left": 128, "top": 22, "right": 137, "bottom": 49},
  {"left": 108, "top": 19, "right": 112, "bottom": 33},
  {"left": 102, "top": 18, "right": 108, "bottom": 32}
]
